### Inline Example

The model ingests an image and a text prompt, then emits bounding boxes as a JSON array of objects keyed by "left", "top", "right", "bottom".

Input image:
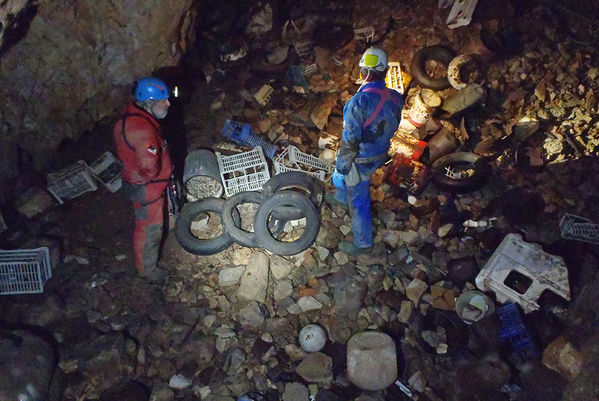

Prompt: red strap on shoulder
[{"left": 361, "top": 87, "right": 400, "bottom": 129}]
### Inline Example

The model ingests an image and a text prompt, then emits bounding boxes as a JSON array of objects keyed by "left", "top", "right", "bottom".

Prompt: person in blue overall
[{"left": 327, "top": 47, "right": 404, "bottom": 255}]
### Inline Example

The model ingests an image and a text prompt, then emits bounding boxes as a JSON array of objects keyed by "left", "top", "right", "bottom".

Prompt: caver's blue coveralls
[{"left": 333, "top": 80, "right": 404, "bottom": 248}]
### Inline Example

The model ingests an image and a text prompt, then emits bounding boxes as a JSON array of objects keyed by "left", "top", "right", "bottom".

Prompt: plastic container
[
  {"left": 217, "top": 147, "right": 271, "bottom": 197},
  {"left": 475, "top": 233, "right": 570, "bottom": 314},
  {"left": 47, "top": 160, "right": 97, "bottom": 204},
  {"left": 497, "top": 303, "right": 539, "bottom": 359},
  {"left": 273, "top": 146, "right": 334, "bottom": 181},
  {"left": 406, "top": 89, "right": 441, "bottom": 128},
  {"left": 0, "top": 247, "right": 52, "bottom": 295},
  {"left": 347, "top": 331, "right": 397, "bottom": 391},
  {"left": 15, "top": 187, "right": 55, "bottom": 219},
  {"left": 254, "top": 84, "right": 274, "bottom": 106},
  {"left": 559, "top": 213, "right": 599, "bottom": 245},
  {"left": 456, "top": 290, "right": 495, "bottom": 324},
  {"left": 354, "top": 26, "right": 375, "bottom": 42},
  {"left": 294, "top": 40, "right": 311, "bottom": 57},
  {"left": 424, "top": 128, "right": 459, "bottom": 163},
  {"left": 183, "top": 149, "right": 224, "bottom": 201},
  {"left": 388, "top": 130, "right": 427, "bottom": 160},
  {"left": 88, "top": 151, "right": 122, "bottom": 193},
  {"left": 386, "top": 62, "right": 406, "bottom": 94},
  {"left": 221, "top": 120, "right": 278, "bottom": 158},
  {"left": 385, "top": 154, "right": 430, "bottom": 194}
]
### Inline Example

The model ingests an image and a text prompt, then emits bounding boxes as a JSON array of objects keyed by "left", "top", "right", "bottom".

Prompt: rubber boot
[{"left": 339, "top": 241, "right": 372, "bottom": 256}]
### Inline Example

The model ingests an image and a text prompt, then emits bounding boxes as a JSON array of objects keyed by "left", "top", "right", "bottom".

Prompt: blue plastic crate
[
  {"left": 497, "top": 303, "right": 539, "bottom": 359},
  {"left": 222, "top": 120, "right": 253, "bottom": 144},
  {"left": 221, "top": 120, "right": 278, "bottom": 159}
]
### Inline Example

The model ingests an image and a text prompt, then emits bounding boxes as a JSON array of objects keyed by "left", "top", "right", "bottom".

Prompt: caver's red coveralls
[{"left": 113, "top": 103, "right": 172, "bottom": 276}]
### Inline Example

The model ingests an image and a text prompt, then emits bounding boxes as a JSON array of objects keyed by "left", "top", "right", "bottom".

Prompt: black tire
[
  {"left": 261, "top": 171, "right": 324, "bottom": 220},
  {"left": 410, "top": 45, "right": 456, "bottom": 89},
  {"left": 254, "top": 191, "right": 320, "bottom": 256},
  {"left": 175, "top": 198, "right": 240, "bottom": 255},
  {"left": 431, "top": 152, "right": 489, "bottom": 194},
  {"left": 221, "top": 191, "right": 286, "bottom": 248}
]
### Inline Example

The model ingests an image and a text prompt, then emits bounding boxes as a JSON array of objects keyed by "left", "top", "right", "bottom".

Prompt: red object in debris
[
  {"left": 390, "top": 131, "right": 427, "bottom": 161},
  {"left": 385, "top": 154, "right": 430, "bottom": 194}
]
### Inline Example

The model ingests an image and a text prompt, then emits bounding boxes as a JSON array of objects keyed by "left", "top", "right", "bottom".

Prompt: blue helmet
[{"left": 135, "top": 77, "right": 169, "bottom": 101}]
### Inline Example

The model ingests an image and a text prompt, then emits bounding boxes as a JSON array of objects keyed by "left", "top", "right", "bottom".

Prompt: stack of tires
[{"left": 175, "top": 172, "right": 322, "bottom": 256}]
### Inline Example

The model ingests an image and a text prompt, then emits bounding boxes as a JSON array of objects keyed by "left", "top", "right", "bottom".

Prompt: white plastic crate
[
  {"left": 47, "top": 160, "right": 97, "bottom": 204},
  {"left": 304, "top": 63, "right": 318, "bottom": 76},
  {"left": 354, "top": 26, "right": 375, "bottom": 42},
  {"left": 273, "top": 145, "right": 334, "bottom": 182},
  {"left": 88, "top": 151, "right": 122, "bottom": 193},
  {"left": 217, "top": 147, "right": 271, "bottom": 197},
  {"left": 294, "top": 40, "right": 312, "bottom": 57},
  {"left": 446, "top": 0, "right": 478, "bottom": 29},
  {"left": 254, "top": 84, "right": 274, "bottom": 106},
  {"left": 0, "top": 247, "right": 52, "bottom": 295}
]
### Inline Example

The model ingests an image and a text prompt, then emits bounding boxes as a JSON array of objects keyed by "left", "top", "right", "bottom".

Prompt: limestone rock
[
  {"left": 168, "top": 374, "right": 192, "bottom": 390},
  {"left": 298, "top": 296, "right": 324, "bottom": 312},
  {"left": 274, "top": 279, "right": 294, "bottom": 301},
  {"left": 270, "top": 255, "right": 295, "bottom": 280},
  {"left": 296, "top": 352, "right": 333, "bottom": 383},
  {"left": 238, "top": 301, "right": 265, "bottom": 328},
  {"left": 542, "top": 336, "right": 584, "bottom": 380},
  {"left": 282, "top": 382, "right": 310, "bottom": 401},
  {"left": 310, "top": 94, "right": 338, "bottom": 130},
  {"left": 405, "top": 279, "right": 428, "bottom": 302},
  {"left": 237, "top": 251, "right": 269, "bottom": 303},
  {"left": 218, "top": 266, "right": 245, "bottom": 287}
]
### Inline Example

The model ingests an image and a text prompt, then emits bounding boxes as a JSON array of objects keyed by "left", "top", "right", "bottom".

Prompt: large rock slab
[{"left": 237, "top": 251, "right": 269, "bottom": 303}]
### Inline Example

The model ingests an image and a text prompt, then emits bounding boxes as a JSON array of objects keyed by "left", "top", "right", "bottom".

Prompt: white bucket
[
  {"left": 347, "top": 331, "right": 397, "bottom": 391},
  {"left": 455, "top": 290, "right": 495, "bottom": 324},
  {"left": 407, "top": 89, "right": 441, "bottom": 127}
]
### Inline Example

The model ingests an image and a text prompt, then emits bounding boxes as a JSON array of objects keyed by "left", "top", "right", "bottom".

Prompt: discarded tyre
[
  {"left": 261, "top": 171, "right": 324, "bottom": 220},
  {"left": 410, "top": 45, "right": 455, "bottom": 89},
  {"left": 431, "top": 152, "right": 489, "bottom": 194},
  {"left": 254, "top": 191, "right": 320, "bottom": 256},
  {"left": 175, "top": 198, "right": 240, "bottom": 255},
  {"left": 221, "top": 191, "right": 285, "bottom": 248}
]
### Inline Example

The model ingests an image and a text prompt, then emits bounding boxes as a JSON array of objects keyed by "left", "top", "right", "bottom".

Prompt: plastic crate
[
  {"left": 273, "top": 146, "right": 334, "bottom": 182},
  {"left": 559, "top": 213, "right": 599, "bottom": 245},
  {"left": 354, "top": 26, "right": 375, "bottom": 42},
  {"left": 497, "top": 303, "right": 539, "bottom": 359},
  {"left": 88, "top": 151, "right": 122, "bottom": 193},
  {"left": 47, "top": 160, "right": 97, "bottom": 204},
  {"left": 294, "top": 40, "right": 312, "bottom": 57},
  {"left": 386, "top": 62, "right": 405, "bottom": 95},
  {"left": 217, "top": 147, "right": 271, "bottom": 197},
  {"left": 0, "top": 247, "right": 52, "bottom": 295},
  {"left": 221, "top": 120, "right": 278, "bottom": 158},
  {"left": 254, "top": 84, "right": 274, "bottom": 106}
]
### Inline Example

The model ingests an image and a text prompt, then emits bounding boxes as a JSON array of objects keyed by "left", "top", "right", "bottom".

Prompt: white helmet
[{"left": 359, "top": 47, "right": 388, "bottom": 72}]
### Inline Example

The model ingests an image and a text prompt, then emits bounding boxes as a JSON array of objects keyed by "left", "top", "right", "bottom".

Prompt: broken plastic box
[{"left": 475, "top": 233, "right": 570, "bottom": 314}]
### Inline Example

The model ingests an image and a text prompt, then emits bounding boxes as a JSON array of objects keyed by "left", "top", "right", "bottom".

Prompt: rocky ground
[{"left": 2, "top": 1, "right": 599, "bottom": 401}]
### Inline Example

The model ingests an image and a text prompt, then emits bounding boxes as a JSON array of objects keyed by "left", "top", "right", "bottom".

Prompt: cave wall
[{"left": 0, "top": 0, "right": 196, "bottom": 173}]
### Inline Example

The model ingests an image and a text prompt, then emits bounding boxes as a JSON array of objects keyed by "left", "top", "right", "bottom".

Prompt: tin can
[{"left": 385, "top": 154, "right": 430, "bottom": 194}]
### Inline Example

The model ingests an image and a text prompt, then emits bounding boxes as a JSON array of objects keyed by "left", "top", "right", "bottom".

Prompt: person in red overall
[{"left": 114, "top": 77, "right": 172, "bottom": 283}]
